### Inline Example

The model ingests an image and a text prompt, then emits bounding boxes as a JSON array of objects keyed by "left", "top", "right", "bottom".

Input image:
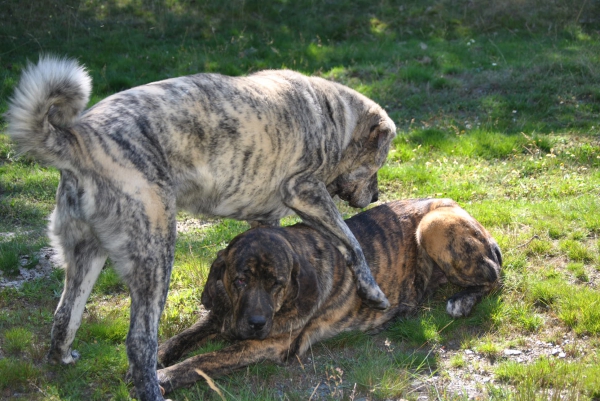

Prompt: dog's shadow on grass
[{"left": 386, "top": 287, "right": 503, "bottom": 351}]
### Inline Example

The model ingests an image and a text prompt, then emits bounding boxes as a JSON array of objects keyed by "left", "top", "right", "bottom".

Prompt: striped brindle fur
[
  {"left": 156, "top": 198, "right": 502, "bottom": 393},
  {"left": 5, "top": 56, "right": 396, "bottom": 401}
]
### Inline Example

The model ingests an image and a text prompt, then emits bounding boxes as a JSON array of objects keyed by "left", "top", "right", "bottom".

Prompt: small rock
[
  {"left": 503, "top": 349, "right": 522, "bottom": 356},
  {"left": 464, "top": 349, "right": 474, "bottom": 355},
  {"left": 558, "top": 352, "right": 566, "bottom": 358}
]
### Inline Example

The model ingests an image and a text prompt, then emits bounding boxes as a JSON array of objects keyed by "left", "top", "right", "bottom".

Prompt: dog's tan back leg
[
  {"left": 417, "top": 207, "right": 501, "bottom": 317},
  {"left": 47, "top": 210, "right": 108, "bottom": 365}
]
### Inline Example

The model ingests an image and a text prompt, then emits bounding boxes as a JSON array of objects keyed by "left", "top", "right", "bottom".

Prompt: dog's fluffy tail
[{"left": 5, "top": 55, "right": 91, "bottom": 167}]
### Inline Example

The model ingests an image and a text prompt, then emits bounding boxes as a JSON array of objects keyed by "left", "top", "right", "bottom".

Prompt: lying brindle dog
[{"left": 156, "top": 198, "right": 502, "bottom": 393}]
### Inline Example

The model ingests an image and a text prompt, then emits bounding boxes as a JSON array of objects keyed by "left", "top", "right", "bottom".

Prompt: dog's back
[{"left": 271, "top": 198, "right": 501, "bottom": 353}]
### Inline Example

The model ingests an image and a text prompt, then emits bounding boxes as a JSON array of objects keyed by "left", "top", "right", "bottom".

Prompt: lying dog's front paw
[
  {"left": 446, "top": 295, "right": 476, "bottom": 318},
  {"left": 157, "top": 368, "right": 175, "bottom": 395}
]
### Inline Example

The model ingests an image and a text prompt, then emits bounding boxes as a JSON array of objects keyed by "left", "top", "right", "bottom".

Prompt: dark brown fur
[{"left": 156, "top": 198, "right": 502, "bottom": 393}]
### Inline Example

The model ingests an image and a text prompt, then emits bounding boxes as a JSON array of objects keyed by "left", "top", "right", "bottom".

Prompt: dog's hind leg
[
  {"left": 282, "top": 178, "right": 390, "bottom": 310},
  {"left": 445, "top": 286, "right": 494, "bottom": 318},
  {"left": 114, "top": 212, "right": 176, "bottom": 401},
  {"left": 47, "top": 211, "right": 108, "bottom": 365},
  {"left": 126, "top": 267, "right": 173, "bottom": 401},
  {"left": 417, "top": 207, "right": 502, "bottom": 318}
]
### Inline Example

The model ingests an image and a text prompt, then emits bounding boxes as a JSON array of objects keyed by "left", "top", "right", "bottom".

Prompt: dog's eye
[
  {"left": 271, "top": 283, "right": 283, "bottom": 294},
  {"left": 234, "top": 278, "right": 246, "bottom": 288}
]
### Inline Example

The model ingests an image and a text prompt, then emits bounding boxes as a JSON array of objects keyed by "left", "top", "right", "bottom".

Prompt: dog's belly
[
  {"left": 175, "top": 173, "right": 294, "bottom": 221},
  {"left": 214, "top": 198, "right": 294, "bottom": 221},
  {"left": 179, "top": 192, "right": 294, "bottom": 221}
]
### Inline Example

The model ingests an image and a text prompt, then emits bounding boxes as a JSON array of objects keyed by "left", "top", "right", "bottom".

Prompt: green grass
[
  {"left": 3, "top": 326, "right": 34, "bottom": 354},
  {"left": 0, "top": 236, "right": 45, "bottom": 275},
  {"left": 496, "top": 356, "right": 600, "bottom": 399},
  {"left": 1, "top": 0, "right": 599, "bottom": 399},
  {"left": 0, "top": 241, "right": 21, "bottom": 275},
  {"left": 0, "top": 358, "right": 40, "bottom": 391},
  {"left": 346, "top": 348, "right": 427, "bottom": 399},
  {"left": 474, "top": 337, "right": 502, "bottom": 359}
]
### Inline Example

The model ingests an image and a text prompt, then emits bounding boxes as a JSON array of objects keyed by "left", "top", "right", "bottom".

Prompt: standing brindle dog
[
  {"left": 5, "top": 56, "right": 396, "bottom": 400},
  {"left": 156, "top": 198, "right": 502, "bottom": 394}
]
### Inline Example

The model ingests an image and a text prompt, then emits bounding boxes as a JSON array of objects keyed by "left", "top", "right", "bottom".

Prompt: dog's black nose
[
  {"left": 248, "top": 315, "right": 267, "bottom": 330},
  {"left": 371, "top": 192, "right": 379, "bottom": 203}
]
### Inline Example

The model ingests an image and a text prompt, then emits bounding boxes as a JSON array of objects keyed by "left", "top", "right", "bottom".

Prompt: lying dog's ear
[
  {"left": 201, "top": 250, "right": 227, "bottom": 310},
  {"left": 290, "top": 254, "right": 320, "bottom": 315}
]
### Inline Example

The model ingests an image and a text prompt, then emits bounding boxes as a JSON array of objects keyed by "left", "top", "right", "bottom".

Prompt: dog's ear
[
  {"left": 290, "top": 254, "right": 320, "bottom": 315},
  {"left": 201, "top": 250, "right": 227, "bottom": 310},
  {"left": 368, "top": 120, "right": 396, "bottom": 149}
]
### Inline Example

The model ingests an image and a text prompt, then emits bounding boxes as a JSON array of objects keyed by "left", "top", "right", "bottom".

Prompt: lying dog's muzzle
[
  {"left": 248, "top": 315, "right": 267, "bottom": 331},
  {"left": 237, "top": 318, "right": 270, "bottom": 340},
  {"left": 235, "top": 295, "right": 273, "bottom": 340}
]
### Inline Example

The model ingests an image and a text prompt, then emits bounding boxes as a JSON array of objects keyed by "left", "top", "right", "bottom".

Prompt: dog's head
[
  {"left": 201, "top": 228, "right": 318, "bottom": 340},
  {"left": 327, "top": 111, "right": 396, "bottom": 208}
]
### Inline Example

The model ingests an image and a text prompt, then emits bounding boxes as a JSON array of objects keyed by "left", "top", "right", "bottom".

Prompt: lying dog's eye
[{"left": 234, "top": 278, "right": 246, "bottom": 288}]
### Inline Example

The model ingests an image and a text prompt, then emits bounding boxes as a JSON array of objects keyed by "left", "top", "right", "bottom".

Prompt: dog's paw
[
  {"left": 47, "top": 349, "right": 80, "bottom": 365},
  {"left": 446, "top": 295, "right": 476, "bottom": 318},
  {"left": 157, "top": 368, "right": 175, "bottom": 395},
  {"left": 356, "top": 280, "right": 390, "bottom": 310}
]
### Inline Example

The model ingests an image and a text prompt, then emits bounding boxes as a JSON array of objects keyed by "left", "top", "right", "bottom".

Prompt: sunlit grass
[
  {"left": 495, "top": 355, "right": 600, "bottom": 399},
  {"left": 3, "top": 326, "right": 34, "bottom": 355}
]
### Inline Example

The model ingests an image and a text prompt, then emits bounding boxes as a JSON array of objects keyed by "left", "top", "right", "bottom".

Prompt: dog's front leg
[
  {"left": 282, "top": 177, "right": 390, "bottom": 310},
  {"left": 158, "top": 313, "right": 221, "bottom": 368},
  {"left": 157, "top": 334, "right": 296, "bottom": 394}
]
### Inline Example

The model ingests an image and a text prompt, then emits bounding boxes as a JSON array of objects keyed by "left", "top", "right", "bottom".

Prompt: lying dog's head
[
  {"left": 327, "top": 112, "right": 396, "bottom": 208},
  {"left": 201, "top": 228, "right": 318, "bottom": 340}
]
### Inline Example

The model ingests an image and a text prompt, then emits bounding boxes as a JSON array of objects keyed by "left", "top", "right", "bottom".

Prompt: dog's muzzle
[
  {"left": 237, "top": 314, "right": 270, "bottom": 340},
  {"left": 248, "top": 315, "right": 267, "bottom": 331}
]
